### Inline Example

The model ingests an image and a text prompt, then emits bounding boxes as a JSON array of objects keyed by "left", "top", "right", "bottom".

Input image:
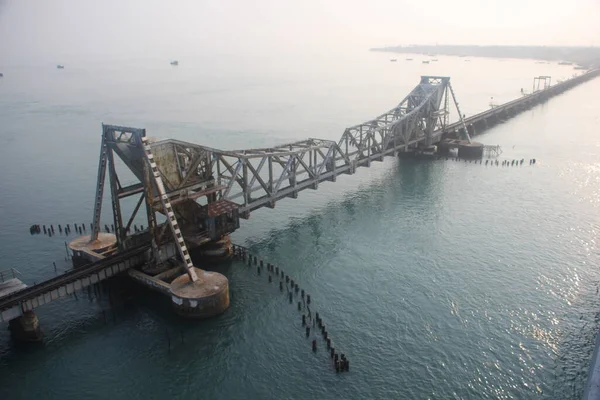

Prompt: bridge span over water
[{"left": 1, "top": 69, "right": 599, "bottom": 339}]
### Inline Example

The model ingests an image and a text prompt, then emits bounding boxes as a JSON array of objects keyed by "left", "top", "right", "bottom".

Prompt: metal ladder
[
  {"left": 141, "top": 137, "right": 199, "bottom": 282},
  {"left": 448, "top": 82, "right": 472, "bottom": 143},
  {"left": 91, "top": 136, "right": 108, "bottom": 241}
]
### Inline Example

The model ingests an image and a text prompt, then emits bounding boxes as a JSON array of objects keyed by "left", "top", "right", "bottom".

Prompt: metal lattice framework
[
  {"left": 211, "top": 76, "right": 469, "bottom": 216},
  {"left": 90, "top": 126, "right": 218, "bottom": 253},
  {"left": 91, "top": 76, "right": 470, "bottom": 253}
]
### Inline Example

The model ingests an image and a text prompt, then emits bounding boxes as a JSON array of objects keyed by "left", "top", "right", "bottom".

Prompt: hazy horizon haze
[{"left": 0, "top": 0, "right": 599, "bottom": 65}]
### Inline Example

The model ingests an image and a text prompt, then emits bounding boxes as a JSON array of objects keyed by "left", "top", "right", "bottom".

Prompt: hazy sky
[{"left": 0, "top": 0, "right": 598, "bottom": 62}]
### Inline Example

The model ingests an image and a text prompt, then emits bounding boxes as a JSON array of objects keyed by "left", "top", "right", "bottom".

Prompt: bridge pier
[
  {"left": 9, "top": 311, "right": 42, "bottom": 342},
  {"left": 467, "top": 124, "right": 476, "bottom": 137},
  {"left": 170, "top": 268, "right": 230, "bottom": 318},
  {"left": 69, "top": 233, "right": 118, "bottom": 267},
  {"left": 192, "top": 235, "right": 233, "bottom": 262},
  {"left": 458, "top": 142, "right": 484, "bottom": 159}
]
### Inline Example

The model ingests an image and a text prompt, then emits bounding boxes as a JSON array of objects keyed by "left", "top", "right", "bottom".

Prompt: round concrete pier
[
  {"left": 458, "top": 142, "right": 484, "bottom": 159},
  {"left": 9, "top": 311, "right": 43, "bottom": 342},
  {"left": 68, "top": 233, "right": 118, "bottom": 266},
  {"left": 170, "top": 268, "right": 229, "bottom": 318},
  {"left": 69, "top": 233, "right": 117, "bottom": 256},
  {"left": 194, "top": 235, "right": 233, "bottom": 261}
]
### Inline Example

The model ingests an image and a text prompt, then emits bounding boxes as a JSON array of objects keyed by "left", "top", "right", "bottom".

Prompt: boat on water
[
  {"left": 56, "top": 65, "right": 64, "bottom": 69},
  {"left": 431, "top": 59, "right": 438, "bottom": 62},
  {"left": 390, "top": 59, "right": 397, "bottom": 62},
  {"left": 558, "top": 61, "right": 572, "bottom": 65},
  {"left": 0, "top": 72, "right": 3, "bottom": 77},
  {"left": 406, "top": 58, "right": 413, "bottom": 61},
  {"left": 422, "top": 60, "right": 430, "bottom": 64},
  {"left": 170, "top": 60, "right": 179, "bottom": 66}
]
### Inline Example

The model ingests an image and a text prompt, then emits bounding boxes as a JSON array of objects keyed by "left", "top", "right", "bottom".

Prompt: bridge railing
[
  {"left": 0, "top": 268, "right": 21, "bottom": 283},
  {"left": 0, "top": 244, "right": 150, "bottom": 311},
  {"left": 443, "top": 69, "right": 600, "bottom": 133}
]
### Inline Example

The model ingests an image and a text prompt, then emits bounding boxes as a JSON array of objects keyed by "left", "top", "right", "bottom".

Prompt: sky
[{"left": 0, "top": 0, "right": 599, "bottom": 63}]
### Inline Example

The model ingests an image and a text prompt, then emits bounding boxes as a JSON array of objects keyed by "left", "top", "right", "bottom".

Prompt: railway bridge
[{"left": 1, "top": 69, "right": 599, "bottom": 340}]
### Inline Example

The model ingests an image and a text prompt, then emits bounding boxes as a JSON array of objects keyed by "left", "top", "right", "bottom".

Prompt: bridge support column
[
  {"left": 458, "top": 142, "right": 484, "bottom": 159},
  {"left": 9, "top": 311, "right": 43, "bottom": 342},
  {"left": 192, "top": 235, "right": 233, "bottom": 262},
  {"left": 170, "top": 267, "right": 230, "bottom": 318}
]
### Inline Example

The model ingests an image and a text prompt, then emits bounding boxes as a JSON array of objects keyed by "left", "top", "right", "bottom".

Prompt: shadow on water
[
  {"left": 243, "top": 157, "right": 445, "bottom": 253},
  {"left": 0, "top": 157, "right": 445, "bottom": 353}
]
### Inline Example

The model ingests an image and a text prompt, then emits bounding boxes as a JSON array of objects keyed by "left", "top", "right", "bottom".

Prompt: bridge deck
[
  {"left": 443, "top": 69, "right": 600, "bottom": 134},
  {"left": 0, "top": 278, "right": 27, "bottom": 299},
  {"left": 2, "top": 69, "right": 598, "bottom": 324},
  {"left": 0, "top": 245, "right": 149, "bottom": 322},
  {"left": 213, "top": 69, "right": 599, "bottom": 217}
]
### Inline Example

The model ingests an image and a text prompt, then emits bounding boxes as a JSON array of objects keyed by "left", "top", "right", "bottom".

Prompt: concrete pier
[
  {"left": 128, "top": 266, "right": 230, "bottom": 318},
  {"left": 170, "top": 268, "right": 230, "bottom": 318},
  {"left": 9, "top": 311, "right": 42, "bottom": 342},
  {"left": 193, "top": 235, "right": 233, "bottom": 261},
  {"left": 69, "top": 233, "right": 118, "bottom": 265},
  {"left": 458, "top": 142, "right": 484, "bottom": 159}
]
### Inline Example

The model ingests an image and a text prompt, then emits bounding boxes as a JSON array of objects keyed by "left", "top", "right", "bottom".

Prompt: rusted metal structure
[
  {"left": 88, "top": 76, "right": 466, "bottom": 263},
  {"left": 2, "top": 70, "right": 600, "bottom": 340},
  {"left": 90, "top": 125, "right": 239, "bottom": 279},
  {"left": 212, "top": 76, "right": 469, "bottom": 216},
  {"left": 88, "top": 71, "right": 600, "bottom": 262}
]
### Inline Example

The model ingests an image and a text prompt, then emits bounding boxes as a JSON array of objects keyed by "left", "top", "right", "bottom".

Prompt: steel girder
[
  {"left": 95, "top": 76, "right": 453, "bottom": 223},
  {"left": 339, "top": 76, "right": 449, "bottom": 162},
  {"left": 208, "top": 76, "right": 451, "bottom": 217}
]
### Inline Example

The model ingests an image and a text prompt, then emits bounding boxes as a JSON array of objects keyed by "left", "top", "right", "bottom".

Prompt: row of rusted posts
[
  {"left": 29, "top": 222, "right": 145, "bottom": 236},
  {"left": 231, "top": 243, "right": 350, "bottom": 373},
  {"left": 443, "top": 157, "right": 538, "bottom": 166}
]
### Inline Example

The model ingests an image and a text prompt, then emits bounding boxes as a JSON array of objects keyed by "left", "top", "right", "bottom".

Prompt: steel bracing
[
  {"left": 211, "top": 76, "right": 467, "bottom": 216},
  {"left": 90, "top": 76, "right": 468, "bottom": 253}
]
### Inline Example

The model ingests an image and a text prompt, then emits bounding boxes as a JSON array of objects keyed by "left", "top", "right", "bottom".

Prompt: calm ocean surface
[{"left": 1, "top": 51, "right": 599, "bottom": 399}]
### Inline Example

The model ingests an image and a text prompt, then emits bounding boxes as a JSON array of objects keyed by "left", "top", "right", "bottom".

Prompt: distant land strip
[{"left": 370, "top": 45, "right": 600, "bottom": 67}]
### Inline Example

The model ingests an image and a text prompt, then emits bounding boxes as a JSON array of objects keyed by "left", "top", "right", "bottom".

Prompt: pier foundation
[
  {"left": 458, "top": 142, "right": 484, "bottom": 159},
  {"left": 193, "top": 235, "right": 233, "bottom": 261},
  {"left": 69, "top": 233, "right": 118, "bottom": 266},
  {"left": 170, "top": 268, "right": 230, "bottom": 318},
  {"left": 9, "top": 311, "right": 43, "bottom": 342}
]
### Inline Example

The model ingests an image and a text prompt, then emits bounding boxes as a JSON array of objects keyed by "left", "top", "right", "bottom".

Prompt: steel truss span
[
  {"left": 211, "top": 76, "right": 465, "bottom": 217},
  {"left": 95, "top": 76, "right": 468, "bottom": 230}
]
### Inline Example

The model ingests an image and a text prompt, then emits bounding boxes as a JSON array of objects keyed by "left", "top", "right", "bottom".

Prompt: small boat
[
  {"left": 431, "top": 59, "right": 438, "bottom": 62},
  {"left": 170, "top": 60, "right": 179, "bottom": 66},
  {"left": 558, "top": 61, "right": 572, "bottom": 65},
  {"left": 422, "top": 60, "right": 430, "bottom": 64},
  {"left": 390, "top": 59, "right": 397, "bottom": 62},
  {"left": 406, "top": 58, "right": 413, "bottom": 61},
  {"left": 57, "top": 65, "right": 65, "bottom": 69},
  {"left": 0, "top": 72, "right": 3, "bottom": 77}
]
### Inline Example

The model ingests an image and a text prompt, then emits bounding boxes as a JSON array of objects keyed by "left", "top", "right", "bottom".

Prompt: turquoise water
[{"left": 1, "top": 52, "right": 599, "bottom": 399}]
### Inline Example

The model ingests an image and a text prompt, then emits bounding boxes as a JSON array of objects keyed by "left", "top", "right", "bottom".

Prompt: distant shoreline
[{"left": 370, "top": 45, "right": 600, "bottom": 67}]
